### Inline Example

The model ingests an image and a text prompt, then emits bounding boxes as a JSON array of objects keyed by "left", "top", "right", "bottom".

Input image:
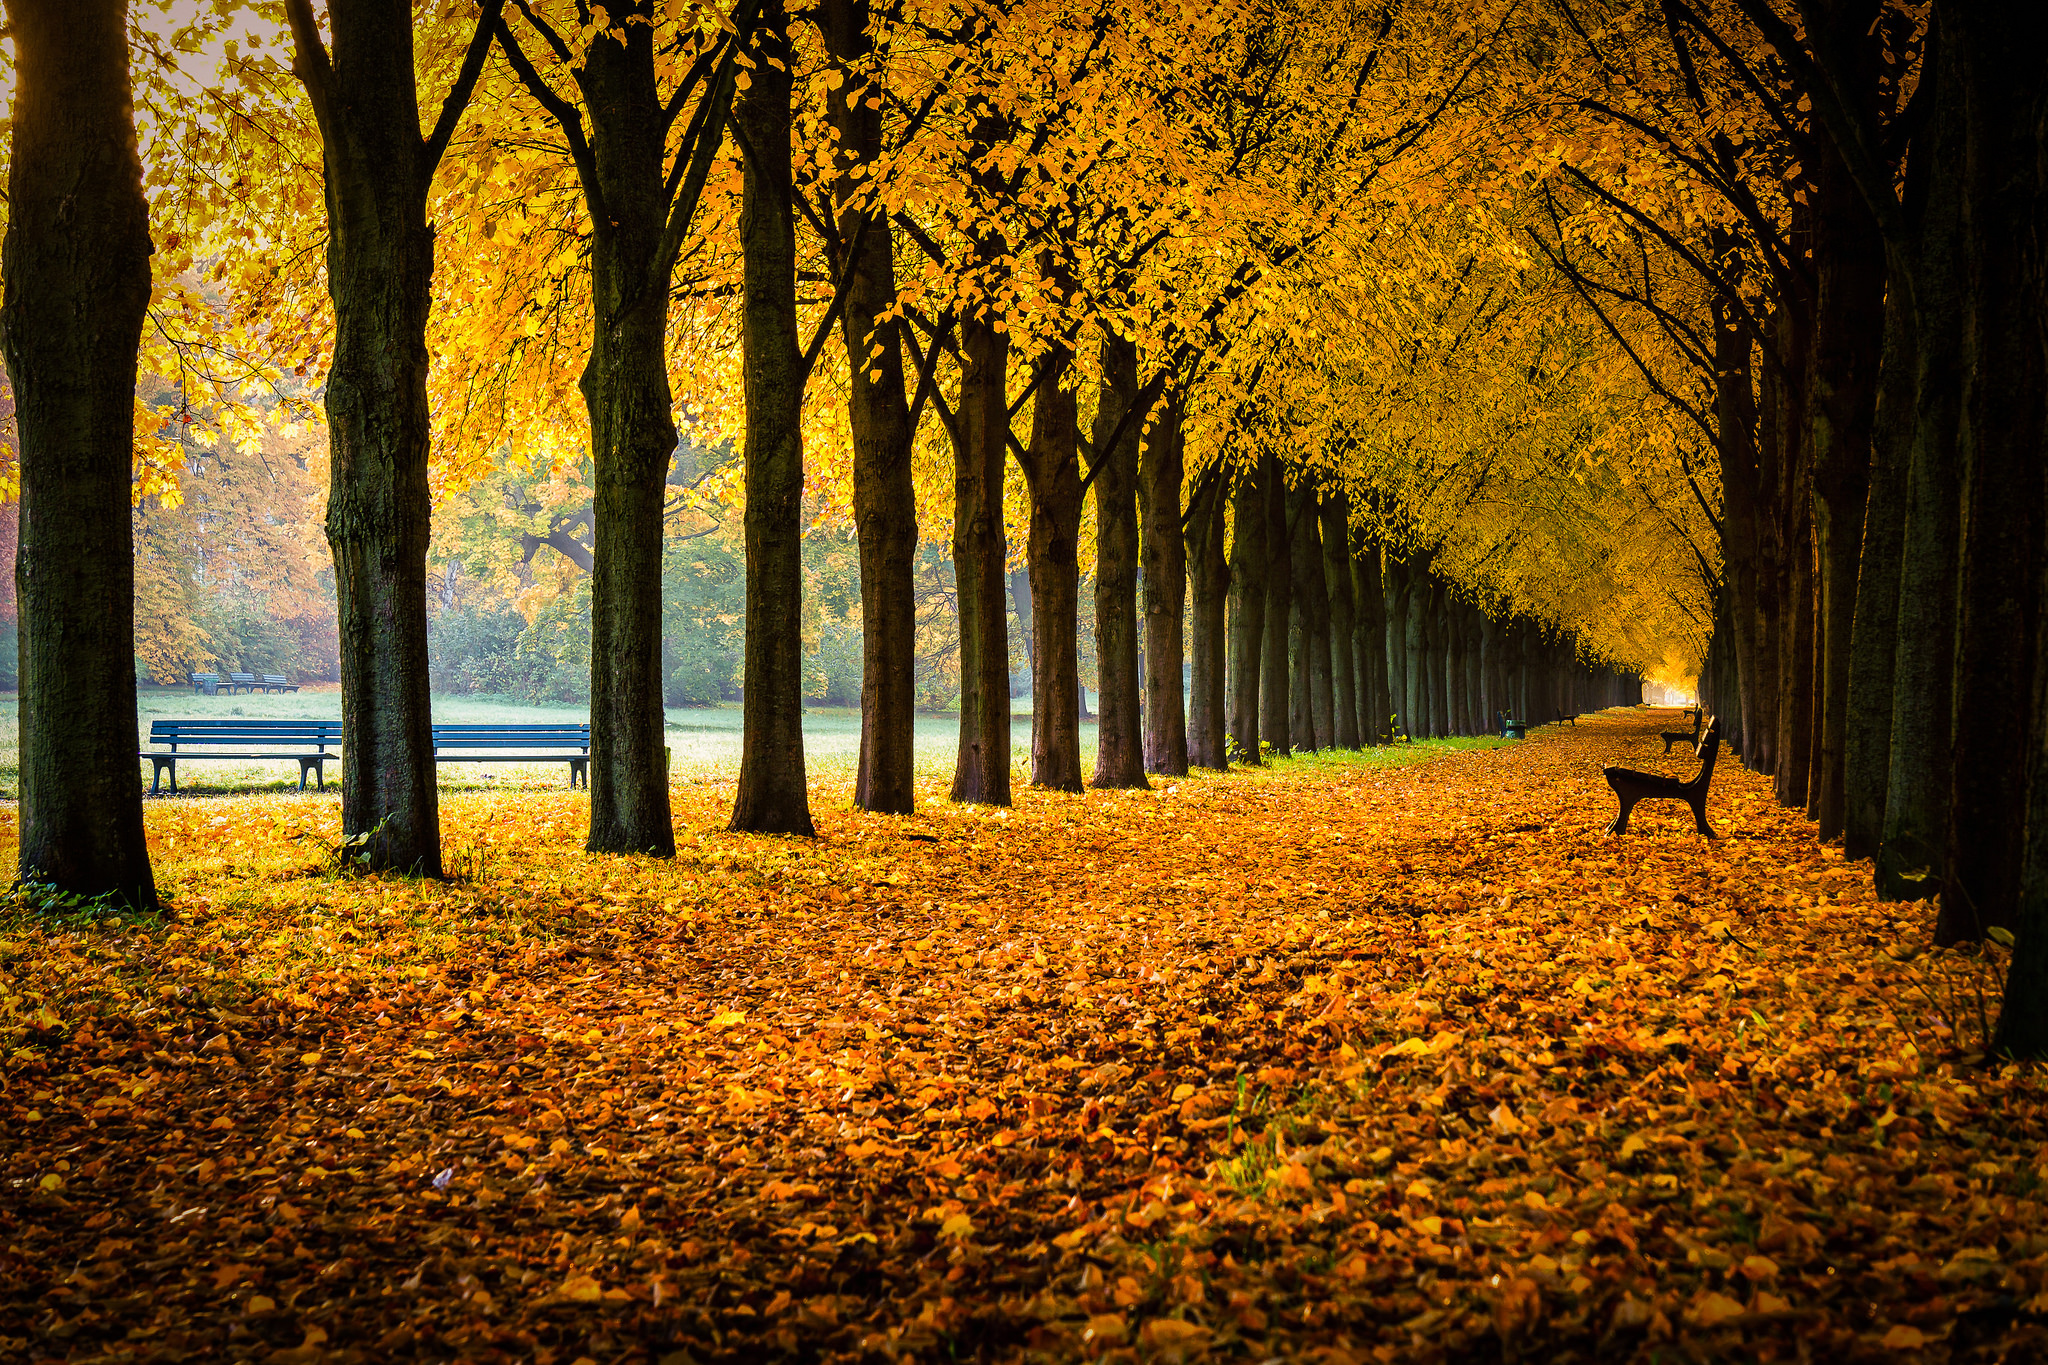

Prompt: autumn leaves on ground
[{"left": 2, "top": 710, "right": 2040, "bottom": 1364}]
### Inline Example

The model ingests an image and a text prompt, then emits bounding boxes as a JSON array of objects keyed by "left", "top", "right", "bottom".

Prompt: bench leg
[
  {"left": 569, "top": 757, "right": 587, "bottom": 788},
  {"left": 1689, "top": 795, "right": 1717, "bottom": 838},
  {"left": 1607, "top": 796, "right": 1635, "bottom": 836}
]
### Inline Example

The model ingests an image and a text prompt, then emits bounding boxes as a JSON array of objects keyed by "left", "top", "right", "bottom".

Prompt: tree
[
  {"left": 285, "top": 0, "right": 500, "bottom": 876},
  {"left": 495, "top": 0, "right": 755, "bottom": 853},
  {"left": 1, "top": 0, "right": 158, "bottom": 906}
]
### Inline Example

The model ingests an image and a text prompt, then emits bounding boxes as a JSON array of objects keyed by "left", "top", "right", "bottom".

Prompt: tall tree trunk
[
  {"left": 1773, "top": 301, "right": 1816, "bottom": 809},
  {"left": 1352, "top": 537, "right": 1389, "bottom": 744},
  {"left": 1288, "top": 580, "right": 1313, "bottom": 750},
  {"left": 1938, "top": 4, "right": 2044, "bottom": 942},
  {"left": 1807, "top": 128, "right": 1887, "bottom": 841},
  {"left": 1405, "top": 572, "right": 1429, "bottom": 739},
  {"left": 1846, "top": 274, "right": 1912, "bottom": 859},
  {"left": 1140, "top": 396, "right": 1187, "bottom": 775},
  {"left": 1259, "top": 455, "right": 1292, "bottom": 756},
  {"left": 729, "top": 0, "right": 813, "bottom": 835},
  {"left": 4, "top": 0, "right": 157, "bottom": 904},
  {"left": 1714, "top": 295, "right": 1766, "bottom": 769},
  {"left": 950, "top": 310, "right": 1012, "bottom": 805},
  {"left": 1018, "top": 345, "right": 1083, "bottom": 791},
  {"left": 1292, "top": 484, "right": 1333, "bottom": 750},
  {"left": 1322, "top": 493, "right": 1360, "bottom": 748},
  {"left": 1185, "top": 464, "right": 1229, "bottom": 770},
  {"left": 578, "top": 2, "right": 682, "bottom": 854},
  {"left": 287, "top": 0, "right": 476, "bottom": 876},
  {"left": 1385, "top": 556, "right": 1411, "bottom": 739},
  {"left": 1227, "top": 467, "right": 1265, "bottom": 763},
  {"left": 1880, "top": 32, "right": 1966, "bottom": 902},
  {"left": 1091, "top": 332, "right": 1146, "bottom": 789},
  {"left": 823, "top": 0, "right": 915, "bottom": 815},
  {"left": 1479, "top": 611, "right": 1497, "bottom": 734}
]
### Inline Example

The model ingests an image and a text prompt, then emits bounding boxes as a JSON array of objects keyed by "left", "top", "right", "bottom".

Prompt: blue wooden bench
[
  {"left": 433, "top": 724, "right": 590, "bottom": 787},
  {"left": 143, "top": 720, "right": 342, "bottom": 794}
]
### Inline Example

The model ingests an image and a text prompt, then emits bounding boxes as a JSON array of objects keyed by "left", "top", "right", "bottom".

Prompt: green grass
[{"left": 0, "top": 688, "right": 1509, "bottom": 798}]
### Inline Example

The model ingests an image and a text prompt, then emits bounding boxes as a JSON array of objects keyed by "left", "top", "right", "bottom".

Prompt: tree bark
[
  {"left": 577, "top": 0, "right": 682, "bottom": 854},
  {"left": 1259, "top": 455, "right": 1292, "bottom": 756},
  {"left": 1807, "top": 126, "right": 1887, "bottom": 841},
  {"left": 1386, "top": 557, "right": 1412, "bottom": 739},
  {"left": 1226, "top": 467, "right": 1265, "bottom": 763},
  {"left": 1938, "top": 3, "right": 2044, "bottom": 942},
  {"left": 1291, "top": 484, "right": 1332, "bottom": 750},
  {"left": 1322, "top": 493, "right": 1360, "bottom": 748},
  {"left": 1091, "top": 332, "right": 1147, "bottom": 789},
  {"left": 1845, "top": 273, "right": 1911, "bottom": 859},
  {"left": 3, "top": 0, "right": 158, "bottom": 905},
  {"left": 1404, "top": 570, "right": 1429, "bottom": 739},
  {"left": 949, "top": 309, "right": 1012, "bottom": 805},
  {"left": 1880, "top": 31, "right": 1966, "bottom": 902},
  {"left": 1185, "top": 463, "right": 1230, "bottom": 770},
  {"left": 823, "top": 0, "right": 916, "bottom": 815},
  {"left": 1139, "top": 396, "right": 1187, "bottom": 775},
  {"left": 286, "top": 0, "right": 471, "bottom": 876},
  {"left": 1352, "top": 538, "right": 1389, "bottom": 744},
  {"left": 1018, "top": 346, "right": 1083, "bottom": 791},
  {"left": 729, "top": 0, "right": 814, "bottom": 836}
]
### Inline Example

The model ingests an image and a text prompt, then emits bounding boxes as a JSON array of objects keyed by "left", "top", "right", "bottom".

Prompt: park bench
[
  {"left": 1497, "top": 709, "right": 1528, "bottom": 740},
  {"left": 1604, "top": 718, "right": 1721, "bottom": 837},
  {"left": 190, "top": 672, "right": 221, "bottom": 696},
  {"left": 227, "top": 672, "right": 261, "bottom": 693},
  {"left": 1660, "top": 710, "right": 1703, "bottom": 754},
  {"left": 1555, "top": 708, "right": 1580, "bottom": 726},
  {"left": 143, "top": 719, "right": 343, "bottom": 795},
  {"left": 261, "top": 674, "right": 300, "bottom": 693},
  {"left": 432, "top": 724, "right": 590, "bottom": 787}
]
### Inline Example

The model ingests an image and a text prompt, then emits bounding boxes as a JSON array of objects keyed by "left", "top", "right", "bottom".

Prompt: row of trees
[
  {"left": 7, "top": 2, "right": 1682, "bottom": 912},
  {"left": 1521, "top": 2, "right": 2045, "bottom": 1051}
]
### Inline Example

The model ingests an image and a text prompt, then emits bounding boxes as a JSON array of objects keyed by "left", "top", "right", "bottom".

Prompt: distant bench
[
  {"left": 432, "top": 724, "right": 589, "bottom": 787},
  {"left": 143, "top": 721, "right": 591, "bottom": 795},
  {"left": 144, "top": 720, "right": 342, "bottom": 794},
  {"left": 1604, "top": 718, "right": 1722, "bottom": 837},
  {"left": 190, "top": 672, "right": 298, "bottom": 695}
]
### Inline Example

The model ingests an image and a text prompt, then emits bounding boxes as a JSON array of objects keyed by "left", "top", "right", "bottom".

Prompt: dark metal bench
[
  {"left": 433, "top": 724, "right": 590, "bottom": 787},
  {"left": 226, "top": 672, "right": 262, "bottom": 693},
  {"left": 143, "top": 720, "right": 342, "bottom": 795},
  {"left": 1660, "top": 710, "right": 1702, "bottom": 754},
  {"left": 1604, "top": 719, "right": 1721, "bottom": 837},
  {"left": 260, "top": 674, "right": 300, "bottom": 693},
  {"left": 1555, "top": 708, "right": 1580, "bottom": 726}
]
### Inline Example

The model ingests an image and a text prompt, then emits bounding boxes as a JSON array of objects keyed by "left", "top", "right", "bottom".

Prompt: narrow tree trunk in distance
[
  {"left": 1091, "top": 332, "right": 1147, "bottom": 789},
  {"left": 1807, "top": 134, "right": 1886, "bottom": 841},
  {"left": 287, "top": 0, "right": 445, "bottom": 875},
  {"left": 1019, "top": 346, "right": 1083, "bottom": 791},
  {"left": 1881, "top": 66, "right": 1965, "bottom": 900},
  {"left": 1227, "top": 468, "right": 1265, "bottom": 763},
  {"left": 1386, "top": 557, "right": 1411, "bottom": 738},
  {"left": 4, "top": 0, "right": 158, "bottom": 904},
  {"left": 949, "top": 311, "right": 1012, "bottom": 805},
  {"left": 1259, "top": 455, "right": 1292, "bottom": 756},
  {"left": 1288, "top": 585, "right": 1313, "bottom": 751},
  {"left": 579, "top": 3, "right": 682, "bottom": 854},
  {"left": 1140, "top": 396, "right": 1187, "bottom": 775},
  {"left": 1846, "top": 279, "right": 1911, "bottom": 859},
  {"left": 1298, "top": 491, "right": 1334, "bottom": 748},
  {"left": 824, "top": 0, "right": 915, "bottom": 815},
  {"left": 729, "top": 0, "right": 814, "bottom": 835},
  {"left": 1479, "top": 612, "right": 1497, "bottom": 733},
  {"left": 1404, "top": 570, "right": 1428, "bottom": 739},
  {"left": 1320, "top": 493, "right": 1358, "bottom": 747},
  {"left": 1352, "top": 538, "right": 1388, "bottom": 743},
  {"left": 1185, "top": 464, "right": 1229, "bottom": 770}
]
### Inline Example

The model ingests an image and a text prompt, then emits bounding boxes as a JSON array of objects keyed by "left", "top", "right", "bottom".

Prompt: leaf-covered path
[{"left": 3, "top": 709, "right": 2043, "bottom": 1363}]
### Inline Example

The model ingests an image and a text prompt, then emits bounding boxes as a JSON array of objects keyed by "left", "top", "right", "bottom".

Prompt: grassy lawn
[{"left": 0, "top": 687, "right": 1513, "bottom": 797}]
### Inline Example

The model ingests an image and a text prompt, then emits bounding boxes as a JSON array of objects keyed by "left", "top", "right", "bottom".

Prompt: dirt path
[{"left": 2, "top": 709, "right": 2041, "bottom": 1362}]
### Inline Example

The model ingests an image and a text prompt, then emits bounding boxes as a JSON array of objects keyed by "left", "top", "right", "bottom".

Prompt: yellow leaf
[
  {"left": 1690, "top": 1292, "right": 1746, "bottom": 1328},
  {"left": 709, "top": 1010, "right": 746, "bottom": 1031},
  {"left": 561, "top": 1275, "right": 604, "bottom": 1303},
  {"left": 1741, "top": 1254, "right": 1780, "bottom": 1281},
  {"left": 939, "top": 1213, "right": 974, "bottom": 1239},
  {"left": 1880, "top": 1325, "right": 1926, "bottom": 1349}
]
